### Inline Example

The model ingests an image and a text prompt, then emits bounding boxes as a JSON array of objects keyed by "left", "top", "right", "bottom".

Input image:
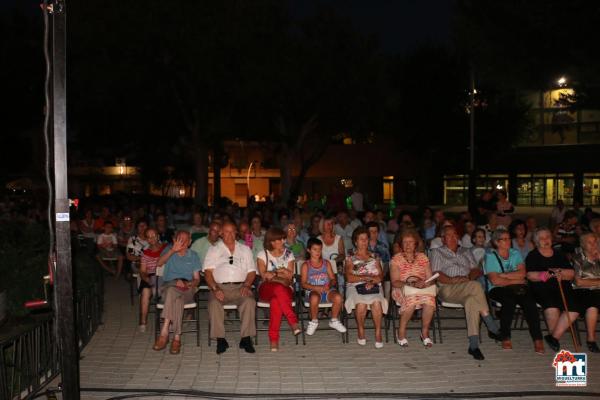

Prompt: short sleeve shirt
[
  {"left": 430, "top": 246, "right": 477, "bottom": 277},
  {"left": 160, "top": 247, "right": 201, "bottom": 283},
  {"left": 97, "top": 233, "right": 117, "bottom": 247},
  {"left": 571, "top": 252, "right": 600, "bottom": 290},
  {"left": 525, "top": 249, "right": 572, "bottom": 272},
  {"left": 483, "top": 249, "right": 523, "bottom": 291},
  {"left": 203, "top": 241, "right": 256, "bottom": 283},
  {"left": 126, "top": 235, "right": 149, "bottom": 257},
  {"left": 257, "top": 248, "right": 295, "bottom": 272}
]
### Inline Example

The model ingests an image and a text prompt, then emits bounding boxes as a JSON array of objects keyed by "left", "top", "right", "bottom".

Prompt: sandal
[
  {"left": 291, "top": 324, "right": 301, "bottom": 336},
  {"left": 270, "top": 341, "right": 279, "bottom": 352},
  {"left": 420, "top": 335, "right": 433, "bottom": 348},
  {"left": 397, "top": 337, "right": 408, "bottom": 347}
]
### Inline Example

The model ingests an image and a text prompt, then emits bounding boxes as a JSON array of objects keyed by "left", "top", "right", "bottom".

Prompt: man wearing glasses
[{"left": 204, "top": 222, "right": 257, "bottom": 354}]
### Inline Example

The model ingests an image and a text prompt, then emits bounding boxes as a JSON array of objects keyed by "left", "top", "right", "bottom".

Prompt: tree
[{"left": 252, "top": 8, "right": 386, "bottom": 204}]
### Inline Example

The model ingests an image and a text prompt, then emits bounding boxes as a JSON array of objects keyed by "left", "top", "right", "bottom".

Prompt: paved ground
[{"left": 74, "top": 278, "right": 600, "bottom": 400}]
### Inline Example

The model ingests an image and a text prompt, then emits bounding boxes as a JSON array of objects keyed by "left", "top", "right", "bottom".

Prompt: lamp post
[
  {"left": 48, "top": 0, "right": 81, "bottom": 398},
  {"left": 467, "top": 69, "right": 477, "bottom": 214}
]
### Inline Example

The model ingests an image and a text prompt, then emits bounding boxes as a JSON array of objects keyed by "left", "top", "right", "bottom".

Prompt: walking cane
[{"left": 554, "top": 270, "right": 580, "bottom": 352}]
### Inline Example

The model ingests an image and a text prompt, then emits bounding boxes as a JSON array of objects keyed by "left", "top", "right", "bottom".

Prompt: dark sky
[
  {"left": 290, "top": 0, "right": 454, "bottom": 53},
  {"left": 8, "top": 0, "right": 453, "bottom": 54}
]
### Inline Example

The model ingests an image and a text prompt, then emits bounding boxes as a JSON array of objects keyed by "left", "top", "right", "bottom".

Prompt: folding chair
[
  {"left": 154, "top": 265, "right": 201, "bottom": 346},
  {"left": 436, "top": 300, "right": 469, "bottom": 344}
]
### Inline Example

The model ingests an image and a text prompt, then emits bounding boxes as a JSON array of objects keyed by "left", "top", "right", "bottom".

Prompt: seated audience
[
  {"left": 484, "top": 228, "right": 544, "bottom": 353},
  {"left": 550, "top": 232, "right": 600, "bottom": 352},
  {"left": 204, "top": 222, "right": 257, "bottom": 354},
  {"left": 430, "top": 226, "right": 501, "bottom": 360},
  {"left": 153, "top": 231, "right": 201, "bottom": 354},
  {"left": 344, "top": 227, "right": 388, "bottom": 348},
  {"left": 138, "top": 228, "right": 167, "bottom": 332},
  {"left": 525, "top": 227, "right": 578, "bottom": 351},
  {"left": 301, "top": 238, "right": 346, "bottom": 336},
  {"left": 390, "top": 229, "right": 436, "bottom": 347},
  {"left": 257, "top": 227, "right": 300, "bottom": 351},
  {"left": 96, "top": 221, "right": 124, "bottom": 279}
]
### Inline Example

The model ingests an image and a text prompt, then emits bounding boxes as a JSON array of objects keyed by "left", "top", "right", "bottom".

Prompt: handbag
[
  {"left": 265, "top": 250, "right": 292, "bottom": 287},
  {"left": 355, "top": 283, "right": 381, "bottom": 295},
  {"left": 492, "top": 252, "right": 527, "bottom": 296},
  {"left": 401, "top": 284, "right": 437, "bottom": 297}
]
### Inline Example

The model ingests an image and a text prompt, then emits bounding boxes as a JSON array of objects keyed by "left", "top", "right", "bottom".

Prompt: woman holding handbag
[
  {"left": 484, "top": 228, "right": 544, "bottom": 354},
  {"left": 344, "top": 226, "right": 388, "bottom": 348},
  {"left": 390, "top": 229, "right": 436, "bottom": 347},
  {"left": 257, "top": 227, "right": 300, "bottom": 352}
]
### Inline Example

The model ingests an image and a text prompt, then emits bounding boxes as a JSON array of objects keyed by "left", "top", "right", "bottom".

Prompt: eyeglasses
[{"left": 229, "top": 256, "right": 233, "bottom": 265}]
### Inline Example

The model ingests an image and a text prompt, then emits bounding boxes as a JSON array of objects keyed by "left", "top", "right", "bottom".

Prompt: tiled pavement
[{"left": 76, "top": 278, "right": 600, "bottom": 399}]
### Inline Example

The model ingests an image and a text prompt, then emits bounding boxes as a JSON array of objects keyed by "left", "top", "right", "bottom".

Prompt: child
[{"left": 301, "top": 238, "right": 347, "bottom": 335}]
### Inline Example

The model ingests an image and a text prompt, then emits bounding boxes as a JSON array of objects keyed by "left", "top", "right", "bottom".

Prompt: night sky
[
  {"left": 7, "top": 0, "right": 453, "bottom": 53},
  {"left": 291, "top": 0, "right": 453, "bottom": 52}
]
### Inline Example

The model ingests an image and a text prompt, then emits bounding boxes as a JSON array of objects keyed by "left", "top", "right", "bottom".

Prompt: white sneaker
[
  {"left": 306, "top": 320, "right": 319, "bottom": 336},
  {"left": 328, "top": 319, "right": 347, "bottom": 333},
  {"left": 375, "top": 341, "right": 384, "bottom": 349},
  {"left": 357, "top": 338, "right": 367, "bottom": 346},
  {"left": 138, "top": 324, "right": 146, "bottom": 333}
]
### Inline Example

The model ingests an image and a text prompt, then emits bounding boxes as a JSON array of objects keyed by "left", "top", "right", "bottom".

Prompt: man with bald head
[
  {"left": 153, "top": 230, "right": 201, "bottom": 354},
  {"left": 204, "top": 222, "right": 257, "bottom": 354}
]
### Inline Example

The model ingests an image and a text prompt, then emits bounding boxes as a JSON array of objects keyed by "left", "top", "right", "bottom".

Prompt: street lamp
[{"left": 557, "top": 76, "right": 567, "bottom": 87}]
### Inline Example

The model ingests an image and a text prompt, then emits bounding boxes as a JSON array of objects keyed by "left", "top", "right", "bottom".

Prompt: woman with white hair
[
  {"left": 548, "top": 232, "right": 600, "bottom": 352},
  {"left": 484, "top": 228, "right": 544, "bottom": 353},
  {"left": 525, "top": 227, "right": 578, "bottom": 352}
]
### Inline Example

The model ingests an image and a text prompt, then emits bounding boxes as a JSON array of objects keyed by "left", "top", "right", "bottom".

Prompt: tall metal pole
[
  {"left": 467, "top": 68, "right": 477, "bottom": 214},
  {"left": 52, "top": 1, "right": 81, "bottom": 398}
]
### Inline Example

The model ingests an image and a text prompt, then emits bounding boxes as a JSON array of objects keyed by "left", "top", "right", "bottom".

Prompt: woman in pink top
[{"left": 390, "top": 229, "right": 436, "bottom": 347}]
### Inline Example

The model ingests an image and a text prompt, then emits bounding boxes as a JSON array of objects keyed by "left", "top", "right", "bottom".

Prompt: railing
[
  {"left": 0, "top": 316, "right": 58, "bottom": 400},
  {"left": 0, "top": 274, "right": 104, "bottom": 400}
]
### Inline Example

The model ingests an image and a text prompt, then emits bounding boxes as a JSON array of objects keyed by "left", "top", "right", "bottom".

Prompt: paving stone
[{"left": 72, "top": 278, "right": 600, "bottom": 398}]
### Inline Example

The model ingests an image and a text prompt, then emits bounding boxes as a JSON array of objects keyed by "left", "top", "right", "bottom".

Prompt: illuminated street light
[{"left": 557, "top": 76, "right": 567, "bottom": 87}]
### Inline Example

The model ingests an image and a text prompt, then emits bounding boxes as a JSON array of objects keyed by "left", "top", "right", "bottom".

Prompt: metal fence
[{"left": 0, "top": 275, "right": 104, "bottom": 400}]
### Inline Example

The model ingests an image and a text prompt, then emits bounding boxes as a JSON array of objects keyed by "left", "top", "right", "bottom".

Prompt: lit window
[{"left": 383, "top": 176, "right": 394, "bottom": 203}]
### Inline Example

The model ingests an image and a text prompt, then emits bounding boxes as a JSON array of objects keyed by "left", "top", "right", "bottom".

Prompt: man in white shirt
[{"left": 204, "top": 222, "right": 257, "bottom": 354}]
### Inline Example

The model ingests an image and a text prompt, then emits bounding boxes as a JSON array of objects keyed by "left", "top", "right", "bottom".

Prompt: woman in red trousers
[{"left": 257, "top": 227, "right": 301, "bottom": 351}]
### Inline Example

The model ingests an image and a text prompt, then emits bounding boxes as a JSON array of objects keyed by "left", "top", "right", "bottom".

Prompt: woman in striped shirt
[{"left": 138, "top": 228, "right": 167, "bottom": 332}]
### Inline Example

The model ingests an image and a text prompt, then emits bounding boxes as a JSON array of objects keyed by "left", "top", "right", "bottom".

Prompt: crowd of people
[{"left": 57, "top": 189, "right": 600, "bottom": 359}]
